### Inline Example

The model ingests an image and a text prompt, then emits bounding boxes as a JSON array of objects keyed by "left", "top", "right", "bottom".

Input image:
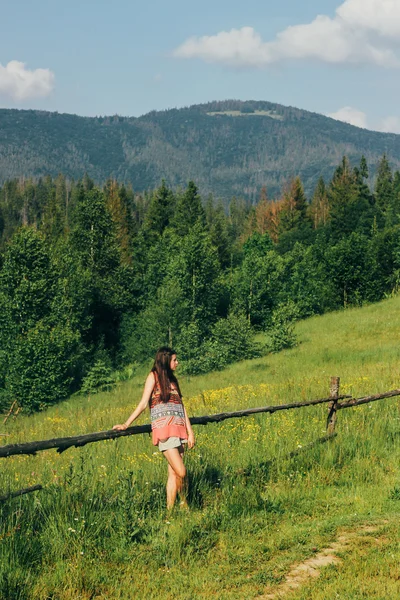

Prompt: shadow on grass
[
  {"left": 187, "top": 464, "right": 224, "bottom": 508},
  {"left": 243, "top": 432, "right": 338, "bottom": 479},
  {"left": 187, "top": 434, "right": 337, "bottom": 511}
]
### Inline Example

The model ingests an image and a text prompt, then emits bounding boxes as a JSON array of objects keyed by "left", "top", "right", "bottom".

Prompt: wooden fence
[
  {"left": 2, "top": 377, "right": 400, "bottom": 501},
  {"left": 1, "top": 377, "right": 400, "bottom": 460}
]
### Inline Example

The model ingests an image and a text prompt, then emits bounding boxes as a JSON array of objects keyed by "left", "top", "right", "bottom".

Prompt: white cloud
[
  {"left": 328, "top": 106, "right": 368, "bottom": 128},
  {"left": 173, "top": 27, "right": 272, "bottom": 68},
  {"left": 337, "top": 0, "right": 400, "bottom": 38},
  {"left": 173, "top": 0, "right": 400, "bottom": 68},
  {"left": 270, "top": 16, "right": 396, "bottom": 67},
  {"left": 379, "top": 116, "right": 400, "bottom": 134},
  {"left": 0, "top": 60, "right": 54, "bottom": 101},
  {"left": 327, "top": 106, "right": 400, "bottom": 134}
]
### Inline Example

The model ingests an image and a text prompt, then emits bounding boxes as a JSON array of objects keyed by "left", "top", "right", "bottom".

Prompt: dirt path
[{"left": 259, "top": 522, "right": 387, "bottom": 599}]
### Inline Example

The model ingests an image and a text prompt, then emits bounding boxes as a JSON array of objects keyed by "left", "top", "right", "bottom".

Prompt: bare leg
[
  {"left": 177, "top": 445, "right": 189, "bottom": 509},
  {"left": 163, "top": 446, "right": 187, "bottom": 510}
]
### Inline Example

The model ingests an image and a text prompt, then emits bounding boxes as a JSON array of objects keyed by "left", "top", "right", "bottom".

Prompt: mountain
[{"left": 1, "top": 99, "right": 400, "bottom": 200}]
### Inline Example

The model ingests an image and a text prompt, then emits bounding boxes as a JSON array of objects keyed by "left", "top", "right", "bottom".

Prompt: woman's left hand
[{"left": 187, "top": 431, "right": 195, "bottom": 449}]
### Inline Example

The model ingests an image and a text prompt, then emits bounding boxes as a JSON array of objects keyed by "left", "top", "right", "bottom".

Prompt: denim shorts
[{"left": 158, "top": 437, "right": 187, "bottom": 452}]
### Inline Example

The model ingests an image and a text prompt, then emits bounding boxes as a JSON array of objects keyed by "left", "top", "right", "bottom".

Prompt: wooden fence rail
[
  {"left": 0, "top": 394, "right": 351, "bottom": 458},
  {"left": 0, "top": 484, "right": 43, "bottom": 503},
  {"left": 338, "top": 389, "right": 400, "bottom": 409},
  {"left": 1, "top": 379, "right": 400, "bottom": 460}
]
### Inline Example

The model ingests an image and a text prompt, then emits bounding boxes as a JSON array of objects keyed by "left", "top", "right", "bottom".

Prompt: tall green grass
[{"left": 2, "top": 296, "right": 400, "bottom": 599}]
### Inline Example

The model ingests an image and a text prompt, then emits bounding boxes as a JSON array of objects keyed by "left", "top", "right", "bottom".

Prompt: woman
[{"left": 113, "top": 347, "right": 195, "bottom": 510}]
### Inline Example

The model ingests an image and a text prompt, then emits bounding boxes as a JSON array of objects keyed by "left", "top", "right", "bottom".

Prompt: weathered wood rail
[
  {"left": 0, "top": 394, "right": 351, "bottom": 458},
  {"left": 1, "top": 378, "right": 400, "bottom": 460},
  {"left": 2, "top": 378, "right": 400, "bottom": 502},
  {"left": 0, "top": 484, "right": 43, "bottom": 503}
]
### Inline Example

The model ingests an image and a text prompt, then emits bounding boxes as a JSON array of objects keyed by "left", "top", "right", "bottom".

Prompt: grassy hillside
[
  {"left": 2, "top": 99, "right": 400, "bottom": 200},
  {"left": 2, "top": 296, "right": 400, "bottom": 598}
]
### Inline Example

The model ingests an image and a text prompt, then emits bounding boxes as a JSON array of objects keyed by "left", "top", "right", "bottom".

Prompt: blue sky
[{"left": 1, "top": 0, "right": 399, "bottom": 132}]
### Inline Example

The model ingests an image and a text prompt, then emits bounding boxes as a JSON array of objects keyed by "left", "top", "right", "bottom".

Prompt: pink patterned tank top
[{"left": 149, "top": 373, "right": 187, "bottom": 445}]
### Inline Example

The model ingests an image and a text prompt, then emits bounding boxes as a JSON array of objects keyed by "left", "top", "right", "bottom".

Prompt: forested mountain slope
[{"left": 2, "top": 100, "right": 400, "bottom": 200}]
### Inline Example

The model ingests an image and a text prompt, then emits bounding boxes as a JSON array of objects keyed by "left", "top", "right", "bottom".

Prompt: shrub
[
  {"left": 6, "top": 321, "right": 83, "bottom": 412},
  {"left": 266, "top": 302, "right": 299, "bottom": 353},
  {"left": 178, "top": 312, "right": 260, "bottom": 375},
  {"left": 80, "top": 359, "right": 116, "bottom": 395}
]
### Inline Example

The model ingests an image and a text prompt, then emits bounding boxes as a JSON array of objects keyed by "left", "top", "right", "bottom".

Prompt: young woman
[{"left": 113, "top": 347, "right": 195, "bottom": 510}]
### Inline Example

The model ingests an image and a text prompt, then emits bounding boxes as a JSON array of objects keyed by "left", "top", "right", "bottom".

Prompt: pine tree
[
  {"left": 254, "top": 187, "right": 284, "bottom": 242},
  {"left": 325, "top": 232, "right": 373, "bottom": 307},
  {"left": 360, "top": 155, "right": 369, "bottom": 179},
  {"left": 82, "top": 172, "right": 95, "bottom": 191},
  {"left": 375, "top": 154, "right": 393, "bottom": 219},
  {"left": 278, "top": 177, "right": 309, "bottom": 234},
  {"left": 172, "top": 181, "right": 206, "bottom": 236},
  {"left": 143, "top": 180, "right": 175, "bottom": 240},
  {"left": 69, "top": 186, "right": 136, "bottom": 356},
  {"left": 255, "top": 187, "right": 269, "bottom": 235},
  {"left": 353, "top": 159, "right": 375, "bottom": 234},
  {"left": 71, "top": 188, "right": 120, "bottom": 275},
  {"left": 229, "top": 197, "right": 248, "bottom": 241},
  {"left": 327, "top": 156, "right": 360, "bottom": 237},
  {"left": 309, "top": 177, "right": 329, "bottom": 229},
  {"left": 42, "top": 175, "right": 66, "bottom": 240},
  {"left": 104, "top": 179, "right": 134, "bottom": 264},
  {"left": 204, "top": 193, "right": 215, "bottom": 227},
  {"left": 232, "top": 237, "right": 282, "bottom": 327},
  {"left": 386, "top": 170, "right": 400, "bottom": 227},
  {"left": 20, "top": 178, "right": 40, "bottom": 228},
  {"left": 277, "top": 177, "right": 312, "bottom": 251},
  {"left": 169, "top": 222, "right": 220, "bottom": 332},
  {"left": 240, "top": 207, "right": 257, "bottom": 244},
  {"left": 205, "top": 198, "right": 231, "bottom": 268}
]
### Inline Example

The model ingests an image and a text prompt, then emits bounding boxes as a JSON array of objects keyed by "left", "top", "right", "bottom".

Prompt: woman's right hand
[{"left": 113, "top": 424, "right": 128, "bottom": 431}]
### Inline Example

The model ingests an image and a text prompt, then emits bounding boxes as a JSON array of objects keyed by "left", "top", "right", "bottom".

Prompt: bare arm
[
  {"left": 183, "top": 404, "right": 195, "bottom": 449},
  {"left": 113, "top": 372, "right": 155, "bottom": 431}
]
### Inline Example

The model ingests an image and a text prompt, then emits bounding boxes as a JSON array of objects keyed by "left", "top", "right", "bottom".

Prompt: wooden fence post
[
  {"left": 327, "top": 377, "right": 340, "bottom": 434},
  {"left": 3, "top": 400, "right": 17, "bottom": 425}
]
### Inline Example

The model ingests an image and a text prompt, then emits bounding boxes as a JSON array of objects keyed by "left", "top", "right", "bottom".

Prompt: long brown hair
[{"left": 151, "top": 346, "right": 181, "bottom": 402}]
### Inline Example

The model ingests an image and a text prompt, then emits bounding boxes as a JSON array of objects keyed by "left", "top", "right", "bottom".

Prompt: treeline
[{"left": 0, "top": 154, "right": 399, "bottom": 413}]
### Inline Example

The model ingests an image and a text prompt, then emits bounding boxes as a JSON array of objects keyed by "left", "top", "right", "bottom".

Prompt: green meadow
[{"left": 2, "top": 296, "right": 400, "bottom": 599}]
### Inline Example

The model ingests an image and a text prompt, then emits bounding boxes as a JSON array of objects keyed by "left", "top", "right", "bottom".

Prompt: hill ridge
[{"left": 1, "top": 99, "right": 400, "bottom": 200}]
